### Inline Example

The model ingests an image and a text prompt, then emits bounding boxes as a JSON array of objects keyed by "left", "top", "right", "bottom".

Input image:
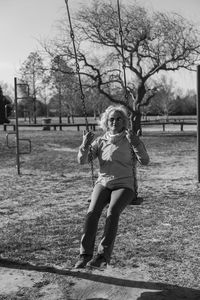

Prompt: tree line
[{"left": 15, "top": 82, "right": 196, "bottom": 122}]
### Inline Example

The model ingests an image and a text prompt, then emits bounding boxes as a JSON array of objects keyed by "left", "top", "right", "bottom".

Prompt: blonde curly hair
[{"left": 99, "top": 105, "right": 129, "bottom": 131}]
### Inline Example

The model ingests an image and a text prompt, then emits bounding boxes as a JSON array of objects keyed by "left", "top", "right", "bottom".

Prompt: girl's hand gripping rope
[
  {"left": 126, "top": 129, "right": 140, "bottom": 147},
  {"left": 82, "top": 130, "right": 94, "bottom": 167},
  {"left": 82, "top": 130, "right": 94, "bottom": 149}
]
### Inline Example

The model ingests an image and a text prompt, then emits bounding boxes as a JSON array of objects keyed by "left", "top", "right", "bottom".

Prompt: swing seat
[{"left": 130, "top": 190, "right": 143, "bottom": 205}]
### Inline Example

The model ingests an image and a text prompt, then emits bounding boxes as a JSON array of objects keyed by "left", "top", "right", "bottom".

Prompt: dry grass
[{"left": 0, "top": 128, "right": 200, "bottom": 297}]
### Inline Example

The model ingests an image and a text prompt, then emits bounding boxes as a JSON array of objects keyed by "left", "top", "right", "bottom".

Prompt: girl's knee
[
  {"left": 107, "top": 206, "right": 121, "bottom": 218},
  {"left": 87, "top": 209, "right": 101, "bottom": 220}
]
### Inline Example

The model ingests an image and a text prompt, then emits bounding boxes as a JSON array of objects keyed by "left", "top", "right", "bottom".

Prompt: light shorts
[{"left": 95, "top": 176, "right": 135, "bottom": 191}]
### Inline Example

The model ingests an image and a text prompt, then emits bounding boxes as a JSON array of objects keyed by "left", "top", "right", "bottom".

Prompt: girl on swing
[{"left": 75, "top": 105, "right": 149, "bottom": 269}]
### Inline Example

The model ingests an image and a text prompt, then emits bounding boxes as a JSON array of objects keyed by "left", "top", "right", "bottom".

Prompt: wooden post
[
  {"left": 163, "top": 123, "right": 165, "bottom": 132},
  {"left": 197, "top": 65, "right": 200, "bottom": 182},
  {"left": 14, "top": 77, "right": 20, "bottom": 175},
  {"left": 181, "top": 123, "right": 183, "bottom": 131}
]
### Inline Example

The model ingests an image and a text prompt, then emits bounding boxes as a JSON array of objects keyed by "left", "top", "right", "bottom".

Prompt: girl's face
[{"left": 107, "top": 110, "right": 124, "bottom": 134}]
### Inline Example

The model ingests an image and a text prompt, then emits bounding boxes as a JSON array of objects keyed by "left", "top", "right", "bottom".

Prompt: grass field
[{"left": 0, "top": 128, "right": 200, "bottom": 299}]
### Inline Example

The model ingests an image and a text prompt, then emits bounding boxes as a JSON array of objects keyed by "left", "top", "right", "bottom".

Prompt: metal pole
[
  {"left": 55, "top": 55, "right": 62, "bottom": 130},
  {"left": 58, "top": 83, "right": 62, "bottom": 130},
  {"left": 197, "top": 65, "right": 200, "bottom": 182},
  {"left": 32, "top": 72, "right": 37, "bottom": 124},
  {"left": 14, "top": 77, "right": 20, "bottom": 175},
  {"left": 58, "top": 56, "right": 62, "bottom": 130}
]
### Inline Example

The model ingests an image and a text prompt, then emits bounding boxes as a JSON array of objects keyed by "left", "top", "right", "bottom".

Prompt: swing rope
[
  {"left": 64, "top": 0, "right": 95, "bottom": 187},
  {"left": 65, "top": 0, "right": 138, "bottom": 199},
  {"left": 117, "top": 0, "right": 129, "bottom": 106},
  {"left": 117, "top": 0, "right": 138, "bottom": 199}
]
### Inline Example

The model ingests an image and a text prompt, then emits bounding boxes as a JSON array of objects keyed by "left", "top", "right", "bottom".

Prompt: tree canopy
[
  {"left": 17, "top": 1, "right": 199, "bottom": 131},
  {"left": 44, "top": 0, "right": 200, "bottom": 130}
]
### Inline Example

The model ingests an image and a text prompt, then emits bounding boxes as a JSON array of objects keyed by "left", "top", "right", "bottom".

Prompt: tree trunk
[
  {"left": 93, "top": 109, "right": 97, "bottom": 120},
  {"left": 131, "top": 109, "right": 142, "bottom": 135},
  {"left": 131, "top": 82, "right": 146, "bottom": 135},
  {"left": 67, "top": 114, "right": 71, "bottom": 124}
]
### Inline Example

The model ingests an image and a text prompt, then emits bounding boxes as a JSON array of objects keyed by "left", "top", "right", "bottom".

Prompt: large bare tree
[{"left": 45, "top": 0, "right": 200, "bottom": 132}]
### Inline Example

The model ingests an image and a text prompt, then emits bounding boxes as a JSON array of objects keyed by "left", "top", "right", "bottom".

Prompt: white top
[{"left": 78, "top": 130, "right": 149, "bottom": 191}]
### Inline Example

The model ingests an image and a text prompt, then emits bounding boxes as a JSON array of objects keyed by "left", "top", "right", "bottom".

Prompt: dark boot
[{"left": 74, "top": 254, "right": 93, "bottom": 269}]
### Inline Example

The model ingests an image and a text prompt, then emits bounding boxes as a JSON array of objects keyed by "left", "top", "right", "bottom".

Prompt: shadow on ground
[{"left": 0, "top": 257, "right": 199, "bottom": 300}]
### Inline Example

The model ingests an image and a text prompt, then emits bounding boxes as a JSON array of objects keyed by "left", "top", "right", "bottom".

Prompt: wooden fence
[{"left": 1, "top": 120, "right": 197, "bottom": 132}]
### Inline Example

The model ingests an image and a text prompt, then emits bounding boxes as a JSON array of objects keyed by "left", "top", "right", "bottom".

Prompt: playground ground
[{"left": 0, "top": 128, "right": 200, "bottom": 299}]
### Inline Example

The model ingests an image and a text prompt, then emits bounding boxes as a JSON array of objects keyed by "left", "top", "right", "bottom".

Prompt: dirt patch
[
  {"left": 1, "top": 264, "right": 199, "bottom": 300},
  {"left": 0, "top": 266, "right": 66, "bottom": 299},
  {"left": 0, "top": 268, "right": 42, "bottom": 294},
  {"left": 69, "top": 265, "right": 200, "bottom": 300},
  {"left": 70, "top": 265, "right": 152, "bottom": 300}
]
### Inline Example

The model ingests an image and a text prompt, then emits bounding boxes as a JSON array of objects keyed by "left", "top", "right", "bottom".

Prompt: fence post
[
  {"left": 197, "top": 65, "right": 200, "bottom": 182},
  {"left": 181, "top": 123, "right": 183, "bottom": 131},
  {"left": 162, "top": 124, "right": 165, "bottom": 132}
]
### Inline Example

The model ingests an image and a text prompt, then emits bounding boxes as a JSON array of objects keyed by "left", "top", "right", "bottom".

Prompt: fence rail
[
  {"left": 2, "top": 123, "right": 97, "bottom": 132},
  {"left": 1, "top": 120, "right": 197, "bottom": 132},
  {"left": 141, "top": 120, "right": 197, "bottom": 132}
]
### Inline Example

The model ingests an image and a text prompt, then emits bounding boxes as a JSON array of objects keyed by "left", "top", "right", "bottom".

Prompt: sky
[{"left": 1, "top": 0, "right": 200, "bottom": 93}]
